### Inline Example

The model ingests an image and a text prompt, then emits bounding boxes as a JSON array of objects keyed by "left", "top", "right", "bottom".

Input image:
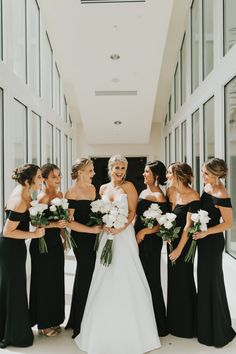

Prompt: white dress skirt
[{"left": 75, "top": 195, "right": 161, "bottom": 354}]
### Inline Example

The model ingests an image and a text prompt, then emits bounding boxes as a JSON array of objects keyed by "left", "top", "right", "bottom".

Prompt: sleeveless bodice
[{"left": 201, "top": 192, "right": 232, "bottom": 227}]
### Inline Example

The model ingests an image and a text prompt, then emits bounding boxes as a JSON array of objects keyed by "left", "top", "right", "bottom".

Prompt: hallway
[{"left": 2, "top": 250, "right": 236, "bottom": 354}]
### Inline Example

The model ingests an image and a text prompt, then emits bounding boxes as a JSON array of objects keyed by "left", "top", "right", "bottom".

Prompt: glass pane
[
  {"left": 63, "top": 96, "right": 67, "bottom": 122},
  {"left": 64, "top": 135, "right": 68, "bottom": 190},
  {"left": 225, "top": 77, "right": 236, "bottom": 258},
  {"left": 192, "top": 110, "right": 200, "bottom": 192},
  {"left": 12, "top": 0, "right": 27, "bottom": 82},
  {"left": 165, "top": 136, "right": 168, "bottom": 166},
  {"left": 181, "top": 120, "right": 187, "bottom": 163},
  {"left": 43, "top": 33, "right": 53, "bottom": 108},
  {"left": 169, "top": 97, "right": 172, "bottom": 121},
  {"left": 181, "top": 34, "right": 187, "bottom": 105},
  {"left": 175, "top": 127, "right": 180, "bottom": 161},
  {"left": 31, "top": 112, "right": 41, "bottom": 165},
  {"left": 69, "top": 137, "right": 73, "bottom": 185},
  {"left": 174, "top": 64, "right": 180, "bottom": 113},
  {"left": 224, "top": 0, "right": 236, "bottom": 55},
  {"left": 203, "top": 0, "right": 214, "bottom": 78},
  {"left": 169, "top": 133, "right": 172, "bottom": 165},
  {"left": 55, "top": 128, "right": 61, "bottom": 167},
  {"left": 13, "top": 99, "right": 27, "bottom": 166},
  {"left": 46, "top": 122, "right": 53, "bottom": 163},
  {"left": 0, "top": 0, "right": 3, "bottom": 60},
  {"left": 191, "top": 0, "right": 200, "bottom": 92},
  {"left": 54, "top": 64, "right": 60, "bottom": 115},
  {"left": 203, "top": 97, "right": 215, "bottom": 160},
  {"left": 28, "top": 0, "right": 40, "bottom": 96}
]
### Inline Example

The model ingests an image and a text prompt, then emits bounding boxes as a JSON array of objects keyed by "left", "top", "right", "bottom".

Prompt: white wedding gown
[{"left": 75, "top": 194, "right": 161, "bottom": 354}]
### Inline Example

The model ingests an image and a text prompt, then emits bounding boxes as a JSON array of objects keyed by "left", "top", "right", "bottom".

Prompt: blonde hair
[
  {"left": 108, "top": 154, "right": 128, "bottom": 179},
  {"left": 71, "top": 158, "right": 93, "bottom": 180},
  {"left": 204, "top": 158, "right": 228, "bottom": 179}
]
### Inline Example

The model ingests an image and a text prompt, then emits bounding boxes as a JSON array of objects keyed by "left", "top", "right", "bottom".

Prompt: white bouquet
[
  {"left": 100, "top": 199, "right": 128, "bottom": 266},
  {"left": 141, "top": 203, "right": 163, "bottom": 228},
  {"left": 185, "top": 209, "right": 211, "bottom": 263},
  {"left": 156, "top": 212, "right": 181, "bottom": 265},
  {"left": 29, "top": 201, "right": 49, "bottom": 253},
  {"left": 87, "top": 199, "right": 112, "bottom": 251},
  {"left": 48, "top": 197, "right": 77, "bottom": 251}
]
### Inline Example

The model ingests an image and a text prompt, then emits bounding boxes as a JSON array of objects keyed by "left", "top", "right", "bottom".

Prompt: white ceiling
[{"left": 38, "top": 0, "right": 189, "bottom": 144}]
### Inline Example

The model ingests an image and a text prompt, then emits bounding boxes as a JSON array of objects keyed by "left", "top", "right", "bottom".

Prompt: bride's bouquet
[
  {"left": 184, "top": 209, "right": 211, "bottom": 263},
  {"left": 141, "top": 203, "right": 163, "bottom": 228},
  {"left": 48, "top": 197, "right": 77, "bottom": 251},
  {"left": 87, "top": 199, "right": 112, "bottom": 251},
  {"left": 29, "top": 201, "right": 49, "bottom": 253},
  {"left": 100, "top": 200, "right": 128, "bottom": 266},
  {"left": 156, "top": 212, "right": 181, "bottom": 265}
]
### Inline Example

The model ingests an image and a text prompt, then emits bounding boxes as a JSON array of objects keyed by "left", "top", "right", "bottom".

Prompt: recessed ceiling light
[
  {"left": 111, "top": 78, "right": 120, "bottom": 83},
  {"left": 114, "top": 120, "right": 122, "bottom": 125},
  {"left": 110, "top": 54, "right": 120, "bottom": 60}
]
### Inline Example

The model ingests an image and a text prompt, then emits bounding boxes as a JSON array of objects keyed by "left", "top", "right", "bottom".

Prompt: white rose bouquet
[
  {"left": 156, "top": 212, "right": 181, "bottom": 265},
  {"left": 184, "top": 209, "right": 211, "bottom": 263},
  {"left": 29, "top": 201, "right": 49, "bottom": 253},
  {"left": 87, "top": 199, "right": 112, "bottom": 251},
  {"left": 100, "top": 200, "right": 128, "bottom": 266},
  {"left": 48, "top": 197, "right": 77, "bottom": 251},
  {"left": 141, "top": 203, "right": 163, "bottom": 228}
]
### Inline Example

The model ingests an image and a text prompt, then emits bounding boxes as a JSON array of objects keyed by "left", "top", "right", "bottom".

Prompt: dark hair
[
  {"left": 41, "top": 163, "right": 60, "bottom": 179},
  {"left": 169, "top": 162, "right": 193, "bottom": 187},
  {"left": 11, "top": 164, "right": 40, "bottom": 186},
  {"left": 71, "top": 158, "right": 93, "bottom": 180},
  {"left": 146, "top": 160, "right": 167, "bottom": 185},
  {"left": 204, "top": 158, "right": 228, "bottom": 179}
]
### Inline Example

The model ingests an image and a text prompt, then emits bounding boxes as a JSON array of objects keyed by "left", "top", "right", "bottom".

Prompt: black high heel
[{"left": 0, "top": 339, "right": 10, "bottom": 348}]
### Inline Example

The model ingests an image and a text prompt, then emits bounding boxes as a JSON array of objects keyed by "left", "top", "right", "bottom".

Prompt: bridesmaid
[
  {"left": 193, "top": 158, "right": 236, "bottom": 347},
  {"left": 0, "top": 164, "right": 45, "bottom": 348},
  {"left": 29, "top": 163, "right": 67, "bottom": 337},
  {"left": 166, "top": 162, "right": 200, "bottom": 338},
  {"left": 65, "top": 158, "right": 102, "bottom": 338},
  {"left": 134, "top": 160, "right": 169, "bottom": 336}
]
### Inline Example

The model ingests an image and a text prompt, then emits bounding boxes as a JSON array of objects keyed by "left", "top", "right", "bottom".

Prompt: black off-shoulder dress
[
  {"left": 167, "top": 200, "right": 200, "bottom": 338},
  {"left": 0, "top": 210, "right": 34, "bottom": 348},
  {"left": 65, "top": 199, "right": 96, "bottom": 338},
  {"left": 197, "top": 192, "right": 236, "bottom": 347},
  {"left": 134, "top": 198, "right": 169, "bottom": 337},
  {"left": 29, "top": 209, "right": 65, "bottom": 330}
]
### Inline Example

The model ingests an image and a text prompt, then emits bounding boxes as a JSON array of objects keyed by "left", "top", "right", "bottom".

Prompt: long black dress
[
  {"left": 0, "top": 210, "right": 34, "bottom": 348},
  {"left": 134, "top": 199, "right": 169, "bottom": 337},
  {"left": 197, "top": 192, "right": 236, "bottom": 347},
  {"left": 167, "top": 200, "right": 200, "bottom": 338},
  {"left": 65, "top": 199, "right": 96, "bottom": 338},
  {"left": 29, "top": 209, "right": 65, "bottom": 330}
]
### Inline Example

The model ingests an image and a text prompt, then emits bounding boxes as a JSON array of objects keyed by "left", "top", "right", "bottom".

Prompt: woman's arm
[
  {"left": 136, "top": 224, "right": 160, "bottom": 244},
  {"left": 3, "top": 219, "right": 45, "bottom": 239}
]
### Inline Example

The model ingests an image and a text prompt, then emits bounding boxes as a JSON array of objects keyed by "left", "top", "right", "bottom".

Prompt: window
[
  {"left": 12, "top": 0, "right": 27, "bottom": 82},
  {"left": 28, "top": 0, "right": 40, "bottom": 96},
  {"left": 224, "top": 0, "right": 236, "bottom": 55},
  {"left": 46, "top": 122, "right": 53, "bottom": 163},
  {"left": 69, "top": 114, "right": 73, "bottom": 128},
  {"left": 175, "top": 126, "right": 180, "bottom": 161},
  {"left": 191, "top": 0, "right": 201, "bottom": 92},
  {"left": 174, "top": 64, "right": 180, "bottom": 113},
  {"left": 31, "top": 112, "right": 41, "bottom": 165},
  {"left": 55, "top": 128, "right": 61, "bottom": 167},
  {"left": 43, "top": 33, "right": 53, "bottom": 108},
  {"left": 203, "top": 0, "right": 214, "bottom": 78},
  {"left": 69, "top": 137, "right": 73, "bottom": 185},
  {"left": 181, "top": 120, "right": 187, "bottom": 163},
  {"left": 12, "top": 99, "right": 27, "bottom": 166},
  {"left": 192, "top": 109, "right": 200, "bottom": 192},
  {"left": 168, "top": 133, "right": 172, "bottom": 165},
  {"left": 225, "top": 77, "right": 236, "bottom": 258},
  {"left": 54, "top": 64, "right": 60, "bottom": 115},
  {"left": 168, "top": 97, "right": 172, "bottom": 121},
  {"left": 203, "top": 97, "right": 215, "bottom": 160},
  {"left": 0, "top": 0, "right": 3, "bottom": 60},
  {"left": 165, "top": 136, "right": 168, "bottom": 166},
  {"left": 180, "top": 34, "right": 187, "bottom": 105},
  {"left": 64, "top": 134, "right": 68, "bottom": 190}
]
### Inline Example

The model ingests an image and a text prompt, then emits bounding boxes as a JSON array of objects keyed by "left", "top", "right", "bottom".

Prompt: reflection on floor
[{"left": 3, "top": 250, "right": 236, "bottom": 354}]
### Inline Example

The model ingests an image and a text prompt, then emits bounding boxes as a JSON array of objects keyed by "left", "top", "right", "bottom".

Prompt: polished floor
[{"left": 2, "top": 250, "right": 236, "bottom": 354}]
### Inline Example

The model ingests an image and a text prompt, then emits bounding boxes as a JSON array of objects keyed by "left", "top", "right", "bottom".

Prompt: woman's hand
[
  {"left": 33, "top": 228, "right": 45, "bottom": 238},
  {"left": 104, "top": 226, "right": 125, "bottom": 236},
  {"left": 57, "top": 220, "right": 68, "bottom": 228},
  {"left": 169, "top": 247, "right": 181, "bottom": 262},
  {"left": 193, "top": 231, "right": 208, "bottom": 240},
  {"left": 136, "top": 230, "right": 146, "bottom": 244},
  {"left": 91, "top": 225, "right": 102, "bottom": 234}
]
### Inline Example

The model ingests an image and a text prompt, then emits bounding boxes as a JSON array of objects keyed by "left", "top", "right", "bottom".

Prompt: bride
[{"left": 75, "top": 154, "right": 161, "bottom": 354}]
